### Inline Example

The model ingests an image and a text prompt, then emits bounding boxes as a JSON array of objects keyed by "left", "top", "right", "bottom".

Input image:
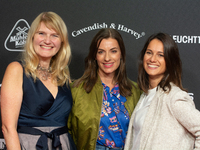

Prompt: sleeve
[
  {"left": 67, "top": 81, "right": 78, "bottom": 145},
  {"left": 171, "top": 91, "right": 200, "bottom": 150}
]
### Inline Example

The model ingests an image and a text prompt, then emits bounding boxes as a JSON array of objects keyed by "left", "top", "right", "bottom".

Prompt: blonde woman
[{"left": 1, "top": 12, "right": 76, "bottom": 150}]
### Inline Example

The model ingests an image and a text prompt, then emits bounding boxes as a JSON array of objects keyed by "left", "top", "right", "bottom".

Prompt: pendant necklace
[{"left": 37, "top": 64, "right": 51, "bottom": 81}]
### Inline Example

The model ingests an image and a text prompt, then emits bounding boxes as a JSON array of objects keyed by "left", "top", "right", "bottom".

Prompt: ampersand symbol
[{"left": 110, "top": 23, "right": 116, "bottom": 29}]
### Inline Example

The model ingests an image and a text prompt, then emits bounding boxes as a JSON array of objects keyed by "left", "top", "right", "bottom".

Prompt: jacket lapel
[{"left": 140, "top": 87, "right": 165, "bottom": 150}]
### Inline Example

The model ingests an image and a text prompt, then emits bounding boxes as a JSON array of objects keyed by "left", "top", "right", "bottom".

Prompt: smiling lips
[
  {"left": 148, "top": 64, "right": 159, "bottom": 69},
  {"left": 103, "top": 62, "right": 114, "bottom": 68},
  {"left": 41, "top": 45, "right": 53, "bottom": 50}
]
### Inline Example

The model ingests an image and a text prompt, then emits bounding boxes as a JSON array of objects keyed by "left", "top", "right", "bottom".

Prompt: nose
[
  {"left": 105, "top": 52, "right": 111, "bottom": 61},
  {"left": 150, "top": 54, "right": 157, "bottom": 62},
  {"left": 44, "top": 35, "right": 51, "bottom": 44}
]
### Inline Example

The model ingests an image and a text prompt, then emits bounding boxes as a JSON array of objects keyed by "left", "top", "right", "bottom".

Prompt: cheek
[
  {"left": 32, "top": 39, "right": 38, "bottom": 50},
  {"left": 143, "top": 58, "right": 147, "bottom": 66},
  {"left": 143, "top": 55, "right": 148, "bottom": 62},
  {"left": 163, "top": 62, "right": 167, "bottom": 71},
  {"left": 96, "top": 55, "right": 102, "bottom": 63},
  {"left": 115, "top": 53, "right": 121, "bottom": 61},
  {"left": 54, "top": 39, "right": 62, "bottom": 48},
  {"left": 57, "top": 42, "right": 62, "bottom": 50},
  {"left": 33, "top": 36, "right": 40, "bottom": 46}
]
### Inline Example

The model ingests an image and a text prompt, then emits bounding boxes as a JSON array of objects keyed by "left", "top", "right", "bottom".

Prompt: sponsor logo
[
  {"left": 4, "top": 19, "right": 30, "bottom": 51},
  {"left": 72, "top": 22, "right": 145, "bottom": 39},
  {"left": 172, "top": 35, "right": 200, "bottom": 44}
]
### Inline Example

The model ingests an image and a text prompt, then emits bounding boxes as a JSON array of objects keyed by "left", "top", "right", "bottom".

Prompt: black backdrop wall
[{"left": 0, "top": 0, "right": 200, "bottom": 145}]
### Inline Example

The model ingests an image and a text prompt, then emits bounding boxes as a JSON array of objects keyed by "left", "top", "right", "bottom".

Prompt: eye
[
  {"left": 111, "top": 50, "right": 117, "bottom": 53},
  {"left": 52, "top": 34, "right": 59, "bottom": 38},
  {"left": 97, "top": 50, "right": 103, "bottom": 54},
  {"left": 158, "top": 54, "right": 164, "bottom": 57},
  {"left": 146, "top": 51, "right": 152, "bottom": 55},
  {"left": 38, "top": 32, "right": 44, "bottom": 35}
]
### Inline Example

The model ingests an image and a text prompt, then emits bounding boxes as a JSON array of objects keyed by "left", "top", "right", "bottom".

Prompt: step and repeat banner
[{"left": 0, "top": 0, "right": 200, "bottom": 148}]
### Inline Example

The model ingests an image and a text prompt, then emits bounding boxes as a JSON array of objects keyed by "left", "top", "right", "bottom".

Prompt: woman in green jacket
[{"left": 68, "top": 28, "right": 141, "bottom": 150}]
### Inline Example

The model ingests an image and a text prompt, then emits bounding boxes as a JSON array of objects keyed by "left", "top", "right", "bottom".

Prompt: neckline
[{"left": 37, "top": 78, "right": 58, "bottom": 99}]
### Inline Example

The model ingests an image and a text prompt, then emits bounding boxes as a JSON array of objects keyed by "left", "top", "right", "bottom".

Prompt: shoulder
[
  {"left": 70, "top": 80, "right": 84, "bottom": 90},
  {"left": 4, "top": 61, "right": 23, "bottom": 76},
  {"left": 130, "top": 80, "right": 137, "bottom": 86},
  {"left": 161, "top": 84, "right": 193, "bottom": 105},
  {"left": 70, "top": 80, "right": 85, "bottom": 100},
  {"left": 128, "top": 78, "right": 139, "bottom": 89},
  {"left": 129, "top": 79, "right": 142, "bottom": 94},
  {"left": 1, "top": 61, "right": 23, "bottom": 94},
  {"left": 169, "top": 84, "right": 189, "bottom": 98}
]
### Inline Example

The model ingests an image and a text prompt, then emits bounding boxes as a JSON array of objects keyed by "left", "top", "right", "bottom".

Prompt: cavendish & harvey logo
[
  {"left": 72, "top": 22, "right": 145, "bottom": 39},
  {"left": 4, "top": 19, "right": 30, "bottom": 51}
]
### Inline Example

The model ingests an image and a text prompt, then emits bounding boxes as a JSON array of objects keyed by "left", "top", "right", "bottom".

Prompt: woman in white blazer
[{"left": 125, "top": 32, "right": 200, "bottom": 150}]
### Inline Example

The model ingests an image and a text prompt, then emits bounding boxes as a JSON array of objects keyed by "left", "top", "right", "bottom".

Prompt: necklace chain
[{"left": 37, "top": 64, "right": 51, "bottom": 81}]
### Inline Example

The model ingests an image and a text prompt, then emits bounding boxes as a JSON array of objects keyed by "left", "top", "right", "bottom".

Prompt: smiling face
[
  {"left": 33, "top": 22, "right": 61, "bottom": 62},
  {"left": 143, "top": 39, "right": 166, "bottom": 85},
  {"left": 96, "top": 38, "right": 121, "bottom": 78}
]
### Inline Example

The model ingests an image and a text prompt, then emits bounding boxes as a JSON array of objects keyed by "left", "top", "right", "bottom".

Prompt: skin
[
  {"left": 143, "top": 39, "right": 166, "bottom": 89},
  {"left": 96, "top": 38, "right": 121, "bottom": 90},
  {"left": 1, "top": 22, "right": 61, "bottom": 150},
  {"left": 33, "top": 22, "right": 61, "bottom": 69}
]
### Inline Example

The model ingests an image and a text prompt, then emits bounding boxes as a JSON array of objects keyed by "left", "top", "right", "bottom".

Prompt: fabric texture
[
  {"left": 68, "top": 76, "right": 141, "bottom": 150},
  {"left": 18, "top": 127, "right": 74, "bottom": 150},
  {"left": 124, "top": 83, "right": 200, "bottom": 150},
  {"left": 17, "top": 63, "right": 76, "bottom": 150},
  {"left": 95, "top": 144, "right": 124, "bottom": 150},
  {"left": 131, "top": 87, "right": 156, "bottom": 150},
  {"left": 97, "top": 82, "right": 130, "bottom": 148}
]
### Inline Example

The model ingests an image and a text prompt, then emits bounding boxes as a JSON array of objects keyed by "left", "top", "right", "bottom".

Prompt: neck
[
  {"left": 39, "top": 58, "right": 51, "bottom": 69},
  {"left": 149, "top": 77, "right": 161, "bottom": 89},
  {"left": 98, "top": 73, "right": 115, "bottom": 90},
  {"left": 37, "top": 62, "right": 51, "bottom": 81}
]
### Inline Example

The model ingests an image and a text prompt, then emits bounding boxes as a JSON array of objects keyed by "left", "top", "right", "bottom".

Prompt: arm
[
  {"left": 1, "top": 62, "right": 23, "bottom": 150},
  {"left": 171, "top": 91, "right": 200, "bottom": 149}
]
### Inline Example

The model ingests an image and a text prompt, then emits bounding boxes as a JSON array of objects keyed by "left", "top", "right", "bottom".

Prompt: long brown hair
[
  {"left": 138, "top": 32, "right": 186, "bottom": 93},
  {"left": 73, "top": 28, "right": 134, "bottom": 97}
]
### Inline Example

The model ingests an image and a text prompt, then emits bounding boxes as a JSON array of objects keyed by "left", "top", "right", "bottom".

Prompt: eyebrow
[
  {"left": 36, "top": 30, "right": 59, "bottom": 34},
  {"left": 98, "top": 47, "right": 119, "bottom": 51},
  {"left": 146, "top": 49, "right": 164, "bottom": 54}
]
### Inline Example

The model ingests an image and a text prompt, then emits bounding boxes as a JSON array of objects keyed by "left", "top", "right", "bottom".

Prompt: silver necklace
[{"left": 37, "top": 64, "right": 51, "bottom": 81}]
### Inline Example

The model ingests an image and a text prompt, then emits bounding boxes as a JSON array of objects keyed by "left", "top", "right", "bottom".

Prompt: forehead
[
  {"left": 98, "top": 38, "right": 119, "bottom": 48},
  {"left": 37, "top": 22, "right": 57, "bottom": 33},
  {"left": 147, "top": 39, "right": 164, "bottom": 53}
]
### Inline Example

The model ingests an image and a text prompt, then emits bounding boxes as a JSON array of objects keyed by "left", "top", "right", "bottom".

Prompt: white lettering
[
  {"left": 172, "top": 35, "right": 200, "bottom": 44},
  {"left": 72, "top": 23, "right": 108, "bottom": 37}
]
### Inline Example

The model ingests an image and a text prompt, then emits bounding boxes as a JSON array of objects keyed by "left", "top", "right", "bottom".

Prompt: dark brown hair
[
  {"left": 138, "top": 32, "right": 186, "bottom": 93},
  {"left": 73, "top": 28, "right": 134, "bottom": 96}
]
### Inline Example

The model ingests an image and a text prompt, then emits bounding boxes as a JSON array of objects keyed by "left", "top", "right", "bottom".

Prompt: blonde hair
[{"left": 22, "top": 12, "right": 71, "bottom": 86}]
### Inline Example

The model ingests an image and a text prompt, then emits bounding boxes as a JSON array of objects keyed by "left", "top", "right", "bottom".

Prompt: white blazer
[{"left": 125, "top": 83, "right": 200, "bottom": 150}]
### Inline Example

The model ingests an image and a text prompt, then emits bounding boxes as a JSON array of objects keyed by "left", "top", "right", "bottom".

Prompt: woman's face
[
  {"left": 33, "top": 22, "right": 61, "bottom": 61},
  {"left": 143, "top": 39, "right": 166, "bottom": 84},
  {"left": 96, "top": 38, "right": 121, "bottom": 78}
]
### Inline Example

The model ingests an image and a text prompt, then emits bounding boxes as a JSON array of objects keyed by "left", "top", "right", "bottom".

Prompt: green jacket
[{"left": 68, "top": 77, "right": 141, "bottom": 150}]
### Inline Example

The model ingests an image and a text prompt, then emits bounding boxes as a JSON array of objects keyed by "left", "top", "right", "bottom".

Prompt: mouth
[
  {"left": 41, "top": 45, "right": 53, "bottom": 50},
  {"left": 148, "top": 64, "right": 158, "bottom": 68},
  {"left": 103, "top": 63, "right": 114, "bottom": 68}
]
